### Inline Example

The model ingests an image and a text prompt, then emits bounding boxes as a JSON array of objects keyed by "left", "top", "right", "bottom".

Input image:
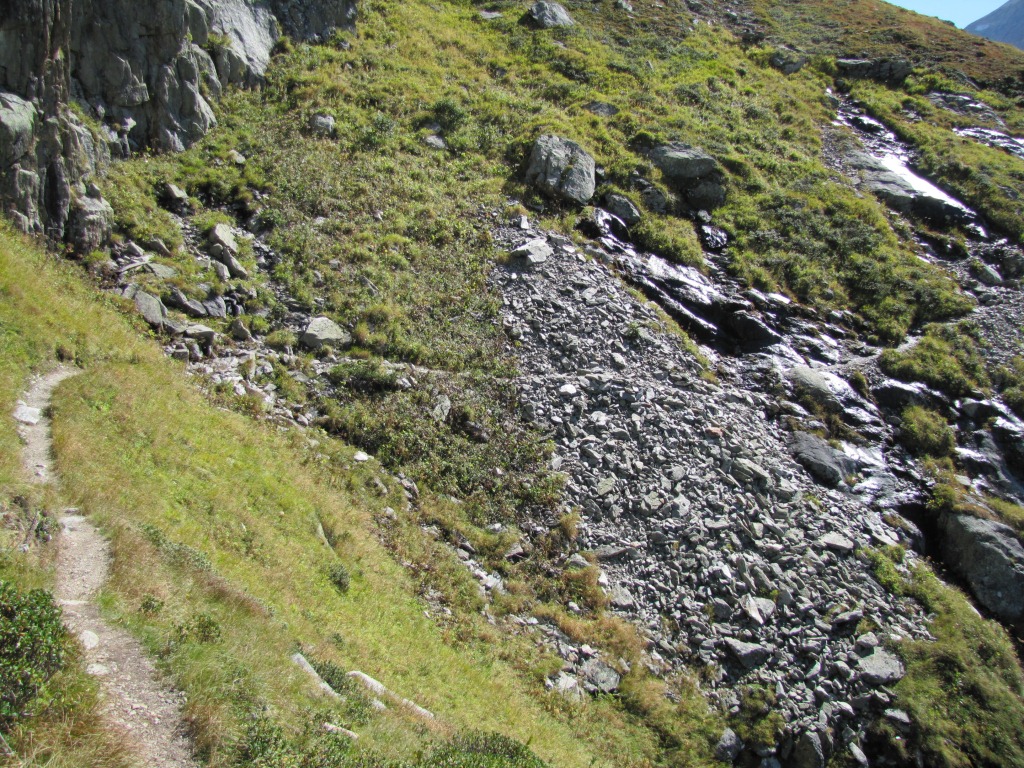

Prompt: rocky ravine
[{"left": 492, "top": 222, "right": 927, "bottom": 767}]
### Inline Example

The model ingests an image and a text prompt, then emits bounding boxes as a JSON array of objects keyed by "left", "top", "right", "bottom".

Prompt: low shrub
[{"left": 0, "top": 579, "right": 68, "bottom": 726}]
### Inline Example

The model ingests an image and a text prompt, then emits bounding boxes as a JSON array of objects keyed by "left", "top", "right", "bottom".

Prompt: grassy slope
[{"left": 0, "top": 224, "right": 720, "bottom": 768}]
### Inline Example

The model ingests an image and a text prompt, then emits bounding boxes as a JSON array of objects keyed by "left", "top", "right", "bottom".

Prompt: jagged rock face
[
  {"left": 940, "top": 512, "right": 1024, "bottom": 623},
  {"left": 0, "top": 0, "right": 356, "bottom": 240}
]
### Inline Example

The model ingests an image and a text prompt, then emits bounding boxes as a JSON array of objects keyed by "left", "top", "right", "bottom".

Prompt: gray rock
[
  {"left": 0, "top": 91, "right": 36, "bottom": 167},
  {"left": 581, "top": 658, "right": 620, "bottom": 693},
  {"left": 527, "top": 1, "right": 575, "bottom": 28},
  {"left": 309, "top": 113, "right": 336, "bottom": 137},
  {"left": 722, "top": 637, "right": 771, "bottom": 669},
  {"left": 301, "top": 316, "right": 351, "bottom": 350},
  {"left": 649, "top": 143, "right": 726, "bottom": 209},
  {"left": 69, "top": 195, "right": 113, "bottom": 253},
  {"left": 791, "top": 731, "right": 826, "bottom": 768},
  {"left": 604, "top": 194, "right": 641, "bottom": 227},
  {"left": 511, "top": 238, "right": 553, "bottom": 267},
  {"left": 939, "top": 513, "right": 1024, "bottom": 622},
  {"left": 714, "top": 728, "right": 743, "bottom": 762},
  {"left": 134, "top": 290, "right": 167, "bottom": 330},
  {"left": 769, "top": 51, "right": 807, "bottom": 74},
  {"left": 791, "top": 432, "right": 845, "bottom": 487},
  {"left": 184, "top": 323, "right": 217, "bottom": 343},
  {"left": 857, "top": 649, "right": 904, "bottom": 685},
  {"left": 835, "top": 58, "right": 912, "bottom": 84},
  {"left": 525, "top": 135, "right": 596, "bottom": 205},
  {"left": 208, "top": 223, "right": 239, "bottom": 257},
  {"left": 817, "top": 532, "right": 855, "bottom": 554}
]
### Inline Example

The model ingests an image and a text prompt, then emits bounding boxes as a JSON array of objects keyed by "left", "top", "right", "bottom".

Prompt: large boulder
[
  {"left": 525, "top": 135, "right": 595, "bottom": 205},
  {"left": 301, "top": 316, "right": 352, "bottom": 350},
  {"left": 836, "top": 58, "right": 912, "bottom": 84},
  {"left": 69, "top": 194, "right": 114, "bottom": 253},
  {"left": 527, "top": 1, "right": 575, "bottom": 28},
  {"left": 649, "top": 143, "right": 726, "bottom": 210},
  {"left": 939, "top": 513, "right": 1024, "bottom": 622},
  {"left": 791, "top": 431, "right": 850, "bottom": 487}
]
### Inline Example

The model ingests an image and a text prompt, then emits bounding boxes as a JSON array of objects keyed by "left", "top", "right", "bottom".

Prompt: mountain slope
[
  {"left": 967, "top": 0, "right": 1024, "bottom": 50},
  {"left": 3, "top": 1, "right": 1024, "bottom": 768}
]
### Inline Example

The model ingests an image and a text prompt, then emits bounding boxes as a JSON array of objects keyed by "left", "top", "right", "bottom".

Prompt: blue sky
[{"left": 882, "top": 0, "right": 1007, "bottom": 28}]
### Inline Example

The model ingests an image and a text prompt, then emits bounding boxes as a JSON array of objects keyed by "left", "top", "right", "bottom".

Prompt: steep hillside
[
  {"left": 968, "top": 0, "right": 1024, "bottom": 51},
  {"left": 3, "top": 1, "right": 1024, "bottom": 768}
]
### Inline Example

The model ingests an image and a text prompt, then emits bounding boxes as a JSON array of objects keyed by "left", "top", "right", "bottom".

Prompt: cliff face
[{"left": 0, "top": 0, "right": 355, "bottom": 244}]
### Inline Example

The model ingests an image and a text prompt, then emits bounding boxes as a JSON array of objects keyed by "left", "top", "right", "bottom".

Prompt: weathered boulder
[
  {"left": 791, "top": 731, "right": 826, "bottom": 768},
  {"left": 604, "top": 193, "right": 641, "bottom": 226},
  {"left": 649, "top": 143, "right": 726, "bottom": 210},
  {"left": 525, "top": 135, "right": 595, "bottom": 205},
  {"left": 856, "top": 648, "right": 905, "bottom": 685},
  {"left": 714, "top": 729, "right": 743, "bottom": 763},
  {"left": 770, "top": 51, "right": 807, "bottom": 75},
  {"left": 309, "top": 113, "right": 336, "bottom": 137},
  {"left": 301, "top": 316, "right": 351, "bottom": 350},
  {"left": 836, "top": 58, "right": 913, "bottom": 84},
  {"left": 69, "top": 194, "right": 114, "bottom": 252},
  {"left": 791, "top": 431, "right": 847, "bottom": 487},
  {"left": 134, "top": 290, "right": 168, "bottom": 330},
  {"left": 527, "top": 1, "right": 575, "bottom": 28},
  {"left": 939, "top": 512, "right": 1024, "bottom": 622},
  {"left": 721, "top": 637, "right": 771, "bottom": 669}
]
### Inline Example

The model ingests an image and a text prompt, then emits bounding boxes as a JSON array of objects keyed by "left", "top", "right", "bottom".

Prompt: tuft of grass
[
  {"left": 880, "top": 323, "right": 988, "bottom": 398},
  {"left": 899, "top": 405, "right": 956, "bottom": 458}
]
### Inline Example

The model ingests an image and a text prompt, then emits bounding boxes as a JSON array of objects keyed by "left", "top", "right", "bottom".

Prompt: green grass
[
  {"left": 880, "top": 323, "right": 989, "bottom": 398},
  {"left": 899, "top": 406, "right": 956, "bottom": 457},
  {"left": 883, "top": 566, "right": 1024, "bottom": 768},
  {"left": 0, "top": 224, "right": 723, "bottom": 767}
]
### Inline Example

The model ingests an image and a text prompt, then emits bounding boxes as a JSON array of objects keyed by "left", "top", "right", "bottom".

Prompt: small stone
[
  {"left": 79, "top": 630, "right": 100, "bottom": 650},
  {"left": 353, "top": 451, "right": 371, "bottom": 463},
  {"left": 817, "top": 532, "right": 855, "bottom": 553},
  {"left": 858, "top": 649, "right": 905, "bottom": 685},
  {"left": 13, "top": 404, "right": 42, "bottom": 425},
  {"left": 722, "top": 638, "right": 771, "bottom": 669},
  {"left": 714, "top": 728, "right": 743, "bottom": 762}
]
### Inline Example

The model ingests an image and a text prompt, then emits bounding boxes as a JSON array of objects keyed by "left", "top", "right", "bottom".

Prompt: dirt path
[{"left": 16, "top": 368, "right": 199, "bottom": 768}]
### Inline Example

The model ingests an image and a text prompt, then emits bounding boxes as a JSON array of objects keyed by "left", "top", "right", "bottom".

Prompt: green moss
[{"left": 880, "top": 323, "right": 988, "bottom": 398}]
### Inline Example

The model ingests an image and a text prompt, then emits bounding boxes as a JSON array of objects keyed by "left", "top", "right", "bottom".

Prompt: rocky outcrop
[
  {"left": 835, "top": 58, "right": 912, "bottom": 84},
  {"left": 940, "top": 512, "right": 1024, "bottom": 623},
  {"left": 0, "top": 0, "right": 356, "bottom": 242},
  {"left": 526, "top": 1, "right": 575, "bottom": 28},
  {"left": 525, "top": 135, "right": 596, "bottom": 205},
  {"left": 649, "top": 143, "right": 726, "bottom": 210}
]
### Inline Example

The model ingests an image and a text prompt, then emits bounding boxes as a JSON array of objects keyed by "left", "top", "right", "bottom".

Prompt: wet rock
[
  {"left": 604, "top": 193, "right": 641, "bottom": 227},
  {"left": 525, "top": 135, "right": 596, "bottom": 205},
  {"left": 526, "top": 1, "right": 575, "bottom": 28},
  {"left": 791, "top": 432, "right": 846, "bottom": 487},
  {"left": 939, "top": 513, "right": 1024, "bottom": 622},
  {"left": 301, "top": 316, "right": 351, "bottom": 350}
]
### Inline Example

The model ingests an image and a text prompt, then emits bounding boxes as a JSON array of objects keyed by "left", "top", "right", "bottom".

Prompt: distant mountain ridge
[{"left": 967, "top": 0, "right": 1024, "bottom": 50}]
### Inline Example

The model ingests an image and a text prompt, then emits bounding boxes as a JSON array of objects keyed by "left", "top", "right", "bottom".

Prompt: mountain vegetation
[{"left": 2, "top": 1, "right": 1024, "bottom": 767}]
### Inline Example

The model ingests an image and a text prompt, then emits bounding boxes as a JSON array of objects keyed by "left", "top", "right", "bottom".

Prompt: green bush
[
  {"left": 0, "top": 580, "right": 68, "bottom": 726},
  {"left": 327, "top": 359, "right": 400, "bottom": 394},
  {"left": 427, "top": 732, "right": 548, "bottom": 768},
  {"left": 328, "top": 563, "right": 350, "bottom": 594},
  {"left": 900, "top": 406, "right": 955, "bottom": 457}
]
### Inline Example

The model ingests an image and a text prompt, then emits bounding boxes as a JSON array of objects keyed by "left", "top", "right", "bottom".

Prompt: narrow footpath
[{"left": 16, "top": 368, "right": 198, "bottom": 768}]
